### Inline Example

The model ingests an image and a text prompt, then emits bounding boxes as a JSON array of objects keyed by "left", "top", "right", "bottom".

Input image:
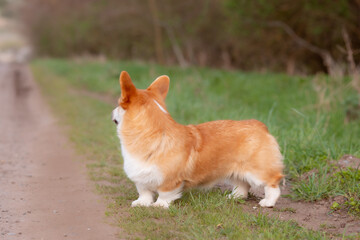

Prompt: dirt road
[{"left": 0, "top": 63, "right": 119, "bottom": 239}]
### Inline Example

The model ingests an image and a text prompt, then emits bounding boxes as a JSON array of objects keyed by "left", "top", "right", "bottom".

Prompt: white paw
[
  {"left": 152, "top": 199, "right": 170, "bottom": 209},
  {"left": 131, "top": 198, "right": 153, "bottom": 207},
  {"left": 259, "top": 199, "right": 275, "bottom": 208}
]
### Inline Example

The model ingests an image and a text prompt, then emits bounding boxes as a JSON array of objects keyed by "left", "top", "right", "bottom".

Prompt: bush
[{"left": 18, "top": 0, "right": 360, "bottom": 74}]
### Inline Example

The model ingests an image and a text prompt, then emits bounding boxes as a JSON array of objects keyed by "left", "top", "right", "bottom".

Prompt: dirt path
[{"left": 0, "top": 63, "right": 119, "bottom": 239}]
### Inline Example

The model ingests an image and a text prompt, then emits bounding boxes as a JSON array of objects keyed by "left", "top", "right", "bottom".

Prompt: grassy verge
[{"left": 32, "top": 58, "right": 359, "bottom": 239}]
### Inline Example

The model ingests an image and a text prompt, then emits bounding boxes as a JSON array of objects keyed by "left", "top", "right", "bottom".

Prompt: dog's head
[{"left": 112, "top": 71, "right": 170, "bottom": 127}]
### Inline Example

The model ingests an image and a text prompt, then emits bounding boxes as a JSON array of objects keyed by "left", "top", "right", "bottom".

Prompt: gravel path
[{"left": 0, "top": 63, "right": 119, "bottom": 239}]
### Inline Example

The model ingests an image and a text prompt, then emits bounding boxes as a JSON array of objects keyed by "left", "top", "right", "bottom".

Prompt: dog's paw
[
  {"left": 152, "top": 199, "right": 170, "bottom": 209},
  {"left": 259, "top": 199, "right": 275, "bottom": 208},
  {"left": 131, "top": 198, "right": 153, "bottom": 207}
]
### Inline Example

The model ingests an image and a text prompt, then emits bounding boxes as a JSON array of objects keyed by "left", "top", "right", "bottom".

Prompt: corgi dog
[{"left": 112, "top": 71, "right": 284, "bottom": 208}]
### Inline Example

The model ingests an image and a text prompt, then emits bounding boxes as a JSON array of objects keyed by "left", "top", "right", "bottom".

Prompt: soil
[
  {"left": 245, "top": 185, "right": 360, "bottom": 236},
  {"left": 215, "top": 176, "right": 360, "bottom": 237},
  {"left": 0, "top": 63, "right": 120, "bottom": 239}
]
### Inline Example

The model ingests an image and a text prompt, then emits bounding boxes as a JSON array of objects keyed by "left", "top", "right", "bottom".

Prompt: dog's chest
[{"left": 121, "top": 144, "right": 163, "bottom": 188}]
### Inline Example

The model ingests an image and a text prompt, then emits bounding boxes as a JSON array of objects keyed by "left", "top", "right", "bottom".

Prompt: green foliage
[
  {"left": 292, "top": 167, "right": 341, "bottom": 201},
  {"left": 293, "top": 166, "right": 360, "bottom": 215},
  {"left": 20, "top": 0, "right": 360, "bottom": 73},
  {"left": 224, "top": 0, "right": 360, "bottom": 72},
  {"left": 334, "top": 169, "right": 360, "bottom": 216},
  {"left": 344, "top": 196, "right": 360, "bottom": 216},
  {"left": 331, "top": 201, "right": 340, "bottom": 210}
]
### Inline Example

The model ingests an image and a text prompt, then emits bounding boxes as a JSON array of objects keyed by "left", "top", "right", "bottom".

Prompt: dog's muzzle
[{"left": 111, "top": 110, "right": 119, "bottom": 125}]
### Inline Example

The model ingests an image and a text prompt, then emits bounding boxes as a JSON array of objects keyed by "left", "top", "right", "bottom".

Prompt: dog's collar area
[{"left": 153, "top": 99, "right": 168, "bottom": 114}]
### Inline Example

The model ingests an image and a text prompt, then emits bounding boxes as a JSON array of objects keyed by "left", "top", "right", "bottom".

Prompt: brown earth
[
  {"left": 245, "top": 184, "right": 360, "bottom": 236},
  {"left": 0, "top": 63, "right": 120, "bottom": 239},
  {"left": 217, "top": 174, "right": 360, "bottom": 237}
]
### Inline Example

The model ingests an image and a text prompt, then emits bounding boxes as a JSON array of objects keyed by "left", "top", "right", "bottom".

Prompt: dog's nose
[{"left": 111, "top": 111, "right": 118, "bottom": 125}]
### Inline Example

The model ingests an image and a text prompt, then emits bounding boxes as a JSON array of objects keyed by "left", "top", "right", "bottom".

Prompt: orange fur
[{"left": 114, "top": 71, "right": 284, "bottom": 208}]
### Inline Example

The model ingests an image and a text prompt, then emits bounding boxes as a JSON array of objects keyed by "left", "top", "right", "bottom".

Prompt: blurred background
[
  {"left": 3, "top": 0, "right": 358, "bottom": 76},
  {"left": 0, "top": 1, "right": 360, "bottom": 235}
]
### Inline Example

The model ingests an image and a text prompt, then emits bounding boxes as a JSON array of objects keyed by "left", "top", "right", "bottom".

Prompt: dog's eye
[{"left": 113, "top": 119, "right": 118, "bottom": 125}]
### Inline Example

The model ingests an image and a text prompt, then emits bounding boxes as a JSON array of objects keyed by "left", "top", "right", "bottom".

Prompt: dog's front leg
[
  {"left": 153, "top": 182, "right": 183, "bottom": 208},
  {"left": 131, "top": 183, "right": 155, "bottom": 207}
]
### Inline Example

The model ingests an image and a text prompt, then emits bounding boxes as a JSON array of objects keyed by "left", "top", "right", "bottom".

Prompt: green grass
[{"left": 31, "top": 58, "right": 360, "bottom": 239}]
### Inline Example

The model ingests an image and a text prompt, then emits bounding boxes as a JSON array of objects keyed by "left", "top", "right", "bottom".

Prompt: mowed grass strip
[{"left": 32, "top": 58, "right": 359, "bottom": 239}]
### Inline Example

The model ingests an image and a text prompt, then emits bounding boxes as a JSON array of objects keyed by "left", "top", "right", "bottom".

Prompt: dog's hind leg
[
  {"left": 259, "top": 172, "right": 283, "bottom": 207},
  {"left": 259, "top": 185, "right": 280, "bottom": 207},
  {"left": 153, "top": 182, "right": 183, "bottom": 208},
  {"left": 228, "top": 179, "right": 250, "bottom": 199}
]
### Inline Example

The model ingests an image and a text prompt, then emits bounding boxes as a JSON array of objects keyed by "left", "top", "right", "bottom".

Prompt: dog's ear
[
  {"left": 119, "top": 71, "right": 136, "bottom": 107},
  {"left": 147, "top": 75, "right": 170, "bottom": 99}
]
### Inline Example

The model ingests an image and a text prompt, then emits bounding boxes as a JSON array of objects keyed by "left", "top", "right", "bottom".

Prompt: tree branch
[
  {"left": 265, "top": 20, "right": 335, "bottom": 76},
  {"left": 342, "top": 26, "right": 360, "bottom": 97},
  {"left": 160, "top": 23, "right": 188, "bottom": 67}
]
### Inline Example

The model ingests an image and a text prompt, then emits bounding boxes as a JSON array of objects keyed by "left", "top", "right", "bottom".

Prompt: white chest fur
[
  {"left": 121, "top": 142, "right": 164, "bottom": 189},
  {"left": 113, "top": 106, "right": 164, "bottom": 189}
]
